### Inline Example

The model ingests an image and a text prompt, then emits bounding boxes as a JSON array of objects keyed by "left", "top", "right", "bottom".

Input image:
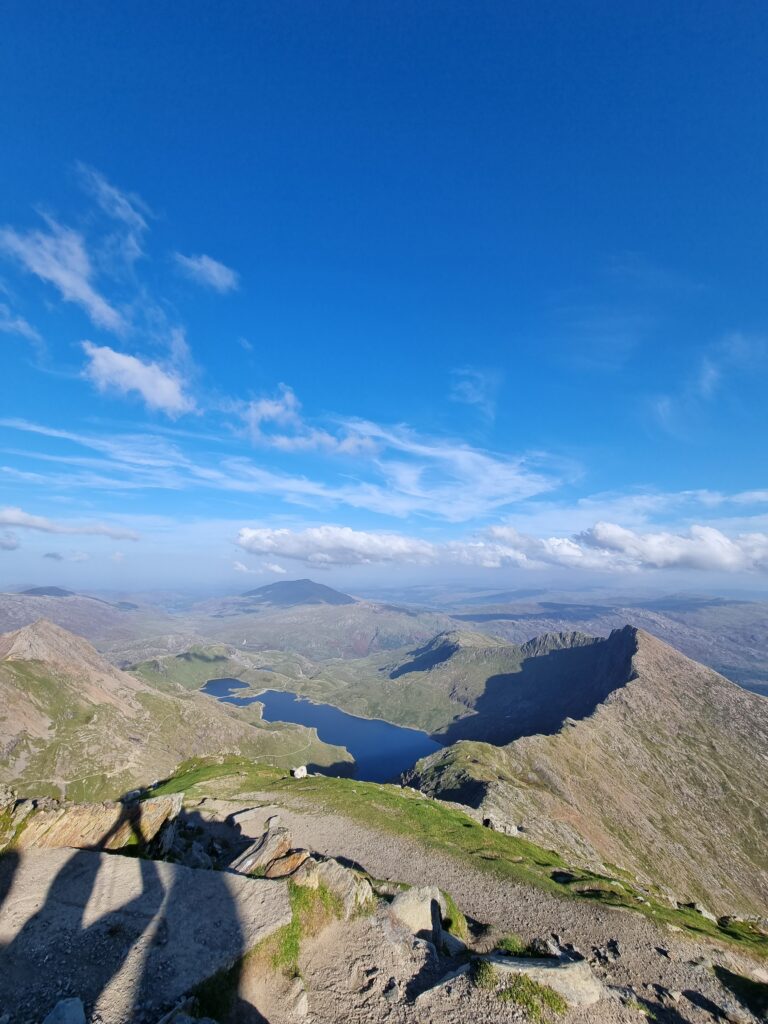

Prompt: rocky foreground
[{"left": 1, "top": 779, "right": 766, "bottom": 1024}]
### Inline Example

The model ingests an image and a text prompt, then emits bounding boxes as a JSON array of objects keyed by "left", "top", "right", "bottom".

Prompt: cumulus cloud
[
  {"left": 236, "top": 520, "right": 768, "bottom": 573},
  {"left": 0, "top": 303, "right": 41, "bottom": 343},
  {"left": 81, "top": 341, "right": 194, "bottom": 416},
  {"left": 263, "top": 562, "right": 287, "bottom": 574},
  {"left": 238, "top": 385, "right": 371, "bottom": 453},
  {"left": 0, "top": 530, "right": 19, "bottom": 551},
  {"left": 174, "top": 252, "right": 239, "bottom": 293},
  {"left": 0, "top": 217, "right": 125, "bottom": 331},
  {"left": 238, "top": 525, "right": 436, "bottom": 566},
  {"left": 43, "top": 551, "right": 63, "bottom": 560},
  {"left": 0, "top": 506, "right": 138, "bottom": 540},
  {"left": 233, "top": 560, "right": 259, "bottom": 574}
]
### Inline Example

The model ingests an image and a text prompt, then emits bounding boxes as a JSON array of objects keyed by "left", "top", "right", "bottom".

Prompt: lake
[{"left": 201, "top": 677, "right": 442, "bottom": 783}]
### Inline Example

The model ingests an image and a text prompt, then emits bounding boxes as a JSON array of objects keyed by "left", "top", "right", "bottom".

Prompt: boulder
[
  {"left": 291, "top": 766, "right": 308, "bottom": 779},
  {"left": 265, "top": 849, "right": 311, "bottom": 879},
  {"left": 292, "top": 856, "right": 373, "bottom": 918},
  {"left": 481, "top": 954, "right": 604, "bottom": 1006},
  {"left": 389, "top": 886, "right": 446, "bottom": 942},
  {"left": 41, "top": 998, "right": 86, "bottom": 1024},
  {"left": 229, "top": 826, "right": 292, "bottom": 875}
]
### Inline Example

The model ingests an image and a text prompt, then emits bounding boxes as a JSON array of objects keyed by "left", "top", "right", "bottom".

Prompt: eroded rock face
[{"left": 7, "top": 794, "right": 183, "bottom": 853}]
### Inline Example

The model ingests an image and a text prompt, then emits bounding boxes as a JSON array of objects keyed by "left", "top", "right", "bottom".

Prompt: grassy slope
[
  {"left": 0, "top": 659, "right": 352, "bottom": 802},
  {"left": 148, "top": 756, "right": 768, "bottom": 961}
]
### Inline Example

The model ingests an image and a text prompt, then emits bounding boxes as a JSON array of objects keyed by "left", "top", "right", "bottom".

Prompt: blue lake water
[{"left": 201, "top": 677, "right": 442, "bottom": 783}]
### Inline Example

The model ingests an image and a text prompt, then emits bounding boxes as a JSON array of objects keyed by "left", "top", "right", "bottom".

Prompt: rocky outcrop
[
  {"left": 2, "top": 794, "right": 183, "bottom": 853},
  {"left": 292, "top": 855, "right": 374, "bottom": 918},
  {"left": 0, "top": 847, "right": 291, "bottom": 1024}
]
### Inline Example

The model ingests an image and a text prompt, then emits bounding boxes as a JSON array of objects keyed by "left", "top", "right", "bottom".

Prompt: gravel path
[{"left": 199, "top": 790, "right": 766, "bottom": 1024}]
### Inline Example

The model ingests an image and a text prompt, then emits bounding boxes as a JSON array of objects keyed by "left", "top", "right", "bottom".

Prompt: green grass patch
[
  {"left": 497, "top": 974, "right": 567, "bottom": 1020},
  {"left": 442, "top": 889, "right": 469, "bottom": 941},
  {"left": 471, "top": 959, "right": 497, "bottom": 989},
  {"left": 496, "top": 933, "right": 539, "bottom": 957}
]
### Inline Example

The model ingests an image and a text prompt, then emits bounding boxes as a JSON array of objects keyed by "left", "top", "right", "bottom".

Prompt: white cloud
[
  {"left": 233, "top": 560, "right": 260, "bottom": 574},
  {"left": 0, "top": 303, "right": 41, "bottom": 343},
  {"left": 76, "top": 163, "right": 150, "bottom": 232},
  {"left": 263, "top": 562, "right": 287, "bottom": 574},
  {"left": 237, "top": 385, "right": 371, "bottom": 453},
  {"left": 81, "top": 341, "right": 195, "bottom": 416},
  {"left": 449, "top": 367, "right": 501, "bottom": 419},
  {"left": 236, "top": 520, "right": 768, "bottom": 573},
  {"left": 238, "top": 525, "right": 437, "bottom": 566},
  {"left": 0, "top": 505, "right": 138, "bottom": 540},
  {"left": 0, "top": 217, "right": 125, "bottom": 331},
  {"left": 174, "top": 252, "right": 239, "bottom": 293}
]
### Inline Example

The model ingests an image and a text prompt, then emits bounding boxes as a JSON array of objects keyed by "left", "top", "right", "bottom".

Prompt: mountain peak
[
  {"left": 0, "top": 618, "right": 116, "bottom": 675},
  {"left": 241, "top": 578, "right": 356, "bottom": 607}
]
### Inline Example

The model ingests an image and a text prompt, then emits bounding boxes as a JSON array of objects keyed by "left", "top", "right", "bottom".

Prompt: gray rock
[
  {"left": 389, "top": 886, "right": 446, "bottom": 942},
  {"left": 441, "top": 931, "right": 468, "bottom": 957},
  {"left": 291, "top": 765, "right": 308, "bottom": 779},
  {"left": 481, "top": 954, "right": 604, "bottom": 1006},
  {"left": 229, "top": 826, "right": 292, "bottom": 875},
  {"left": 42, "top": 998, "right": 86, "bottom": 1024},
  {"left": 292, "top": 856, "right": 373, "bottom": 918},
  {"left": 185, "top": 841, "right": 213, "bottom": 871}
]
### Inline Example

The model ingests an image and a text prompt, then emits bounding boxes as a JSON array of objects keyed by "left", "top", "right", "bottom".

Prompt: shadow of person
[
  {"left": 130, "top": 808, "right": 254, "bottom": 1023},
  {"left": 0, "top": 795, "right": 164, "bottom": 1021}
]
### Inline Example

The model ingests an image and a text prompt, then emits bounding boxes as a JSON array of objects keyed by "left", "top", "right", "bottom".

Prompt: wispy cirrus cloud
[
  {"left": 0, "top": 505, "right": 138, "bottom": 540},
  {"left": 81, "top": 341, "right": 195, "bottom": 416},
  {"left": 0, "top": 216, "right": 126, "bottom": 332},
  {"left": 652, "top": 333, "right": 765, "bottom": 433},
  {"left": 449, "top": 367, "right": 502, "bottom": 420},
  {"left": 174, "top": 252, "right": 239, "bottom": 293},
  {"left": 0, "top": 303, "right": 41, "bottom": 343}
]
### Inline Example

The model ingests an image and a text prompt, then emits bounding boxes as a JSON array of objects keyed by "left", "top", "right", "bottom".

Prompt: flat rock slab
[
  {"left": 0, "top": 848, "right": 291, "bottom": 1024},
  {"left": 483, "top": 954, "right": 605, "bottom": 1006}
]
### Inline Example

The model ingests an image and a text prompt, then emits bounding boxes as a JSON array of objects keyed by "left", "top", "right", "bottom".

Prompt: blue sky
[{"left": 1, "top": 2, "right": 767, "bottom": 591}]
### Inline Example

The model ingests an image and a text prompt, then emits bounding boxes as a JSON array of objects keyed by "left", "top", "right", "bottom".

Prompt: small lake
[{"left": 201, "top": 677, "right": 442, "bottom": 783}]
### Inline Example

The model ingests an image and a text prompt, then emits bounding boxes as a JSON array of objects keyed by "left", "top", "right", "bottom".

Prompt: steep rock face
[{"left": 408, "top": 627, "right": 768, "bottom": 916}]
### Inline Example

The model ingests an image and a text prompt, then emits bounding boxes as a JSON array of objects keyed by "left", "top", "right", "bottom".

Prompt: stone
[
  {"left": 292, "top": 856, "right": 373, "bottom": 918},
  {"left": 481, "top": 954, "right": 604, "bottom": 1006},
  {"left": 415, "top": 964, "right": 471, "bottom": 1002},
  {"left": 0, "top": 848, "right": 291, "bottom": 1024},
  {"left": 291, "top": 766, "right": 308, "bottom": 779},
  {"left": 229, "top": 826, "right": 292, "bottom": 875},
  {"left": 389, "top": 886, "right": 446, "bottom": 942},
  {"left": 185, "top": 841, "right": 213, "bottom": 871},
  {"left": 42, "top": 998, "right": 86, "bottom": 1024},
  {"left": 264, "top": 849, "right": 310, "bottom": 879},
  {"left": 441, "top": 931, "right": 467, "bottom": 957}
]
